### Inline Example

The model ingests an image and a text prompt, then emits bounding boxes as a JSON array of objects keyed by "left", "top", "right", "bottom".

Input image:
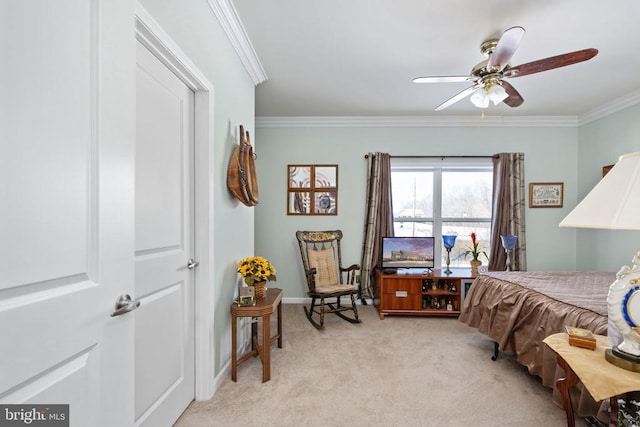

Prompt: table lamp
[
  {"left": 559, "top": 152, "right": 640, "bottom": 371},
  {"left": 500, "top": 235, "right": 518, "bottom": 271},
  {"left": 442, "top": 235, "right": 457, "bottom": 274}
]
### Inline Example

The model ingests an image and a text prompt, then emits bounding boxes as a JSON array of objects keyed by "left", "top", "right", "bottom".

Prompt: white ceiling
[{"left": 232, "top": 0, "right": 640, "bottom": 119}]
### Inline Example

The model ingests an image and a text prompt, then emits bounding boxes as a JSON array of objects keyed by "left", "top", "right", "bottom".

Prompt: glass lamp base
[
  {"left": 504, "top": 248, "right": 514, "bottom": 271},
  {"left": 444, "top": 248, "right": 452, "bottom": 274}
]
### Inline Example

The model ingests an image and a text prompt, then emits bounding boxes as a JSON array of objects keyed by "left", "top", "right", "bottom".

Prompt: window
[{"left": 391, "top": 159, "right": 493, "bottom": 269}]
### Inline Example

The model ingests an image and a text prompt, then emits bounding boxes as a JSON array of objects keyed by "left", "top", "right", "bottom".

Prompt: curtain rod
[{"left": 364, "top": 154, "right": 499, "bottom": 159}]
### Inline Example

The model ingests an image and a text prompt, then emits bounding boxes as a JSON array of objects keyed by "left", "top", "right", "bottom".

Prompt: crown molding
[
  {"left": 207, "top": 0, "right": 267, "bottom": 85},
  {"left": 257, "top": 89, "right": 640, "bottom": 128},
  {"left": 256, "top": 115, "right": 579, "bottom": 128},
  {"left": 578, "top": 89, "right": 640, "bottom": 126}
]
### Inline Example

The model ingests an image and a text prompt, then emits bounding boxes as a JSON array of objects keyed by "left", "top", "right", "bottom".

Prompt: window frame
[{"left": 390, "top": 158, "right": 493, "bottom": 268}]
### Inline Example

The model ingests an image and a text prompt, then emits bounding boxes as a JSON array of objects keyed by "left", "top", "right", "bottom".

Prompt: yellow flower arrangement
[{"left": 237, "top": 256, "right": 277, "bottom": 286}]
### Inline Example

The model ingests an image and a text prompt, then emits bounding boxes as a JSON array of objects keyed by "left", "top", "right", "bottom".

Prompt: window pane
[
  {"left": 441, "top": 222, "right": 491, "bottom": 267},
  {"left": 391, "top": 171, "right": 433, "bottom": 218},
  {"left": 442, "top": 171, "right": 492, "bottom": 218},
  {"left": 393, "top": 221, "right": 433, "bottom": 237}
]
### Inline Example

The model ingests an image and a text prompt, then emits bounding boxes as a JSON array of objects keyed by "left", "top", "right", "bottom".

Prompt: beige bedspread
[{"left": 459, "top": 271, "right": 615, "bottom": 418}]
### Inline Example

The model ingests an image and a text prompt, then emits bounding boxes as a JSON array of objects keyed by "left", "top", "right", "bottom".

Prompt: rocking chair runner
[{"left": 295, "top": 230, "right": 362, "bottom": 330}]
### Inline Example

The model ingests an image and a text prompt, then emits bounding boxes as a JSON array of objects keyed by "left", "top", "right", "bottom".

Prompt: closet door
[{"left": 0, "top": 1, "right": 136, "bottom": 426}]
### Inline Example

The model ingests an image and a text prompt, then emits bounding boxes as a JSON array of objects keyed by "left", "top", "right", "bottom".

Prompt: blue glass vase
[
  {"left": 442, "top": 235, "right": 457, "bottom": 274},
  {"left": 500, "top": 234, "right": 518, "bottom": 271}
]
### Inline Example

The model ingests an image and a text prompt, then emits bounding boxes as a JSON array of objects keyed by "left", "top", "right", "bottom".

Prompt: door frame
[{"left": 135, "top": 3, "right": 216, "bottom": 400}]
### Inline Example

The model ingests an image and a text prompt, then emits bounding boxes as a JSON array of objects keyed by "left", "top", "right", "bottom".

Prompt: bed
[{"left": 459, "top": 270, "right": 616, "bottom": 418}]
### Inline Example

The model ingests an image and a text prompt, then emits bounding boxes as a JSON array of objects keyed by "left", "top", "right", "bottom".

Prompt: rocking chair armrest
[
  {"left": 340, "top": 264, "right": 360, "bottom": 272},
  {"left": 340, "top": 264, "right": 361, "bottom": 286}
]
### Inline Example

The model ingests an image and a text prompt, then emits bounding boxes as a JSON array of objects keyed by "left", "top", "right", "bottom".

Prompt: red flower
[{"left": 464, "top": 232, "right": 487, "bottom": 262}]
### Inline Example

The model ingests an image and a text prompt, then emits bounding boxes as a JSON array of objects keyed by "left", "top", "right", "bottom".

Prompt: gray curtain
[
  {"left": 488, "top": 153, "right": 527, "bottom": 271},
  {"left": 360, "top": 153, "right": 394, "bottom": 301}
]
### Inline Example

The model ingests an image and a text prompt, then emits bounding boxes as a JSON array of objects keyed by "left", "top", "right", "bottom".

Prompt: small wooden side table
[
  {"left": 230, "top": 287, "right": 283, "bottom": 383},
  {"left": 544, "top": 333, "right": 640, "bottom": 427}
]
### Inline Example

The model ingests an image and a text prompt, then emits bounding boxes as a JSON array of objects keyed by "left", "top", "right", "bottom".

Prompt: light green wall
[
  {"left": 139, "top": 0, "right": 256, "bottom": 375},
  {"left": 576, "top": 105, "right": 640, "bottom": 271},
  {"left": 132, "top": 0, "right": 640, "bottom": 376},
  {"left": 255, "top": 124, "right": 580, "bottom": 299}
]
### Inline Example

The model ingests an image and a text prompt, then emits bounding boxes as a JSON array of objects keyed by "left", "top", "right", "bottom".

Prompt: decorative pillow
[{"left": 306, "top": 246, "right": 339, "bottom": 287}]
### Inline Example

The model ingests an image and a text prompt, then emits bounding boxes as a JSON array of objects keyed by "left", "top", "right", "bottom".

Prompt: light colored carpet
[{"left": 175, "top": 304, "right": 588, "bottom": 427}]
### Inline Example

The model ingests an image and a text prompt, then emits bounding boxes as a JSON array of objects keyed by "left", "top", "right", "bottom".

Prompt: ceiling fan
[{"left": 413, "top": 26, "right": 598, "bottom": 111}]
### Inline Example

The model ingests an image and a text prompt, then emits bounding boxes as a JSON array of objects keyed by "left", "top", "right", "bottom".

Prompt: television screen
[{"left": 381, "top": 237, "right": 435, "bottom": 269}]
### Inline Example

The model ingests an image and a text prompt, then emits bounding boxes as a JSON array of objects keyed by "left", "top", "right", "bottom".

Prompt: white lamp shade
[{"left": 560, "top": 152, "right": 640, "bottom": 230}]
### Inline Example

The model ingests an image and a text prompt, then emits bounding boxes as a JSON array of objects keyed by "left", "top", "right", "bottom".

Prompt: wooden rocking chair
[{"left": 295, "top": 230, "right": 362, "bottom": 330}]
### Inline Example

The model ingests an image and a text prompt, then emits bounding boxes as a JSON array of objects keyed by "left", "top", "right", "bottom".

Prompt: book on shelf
[{"left": 564, "top": 326, "right": 596, "bottom": 350}]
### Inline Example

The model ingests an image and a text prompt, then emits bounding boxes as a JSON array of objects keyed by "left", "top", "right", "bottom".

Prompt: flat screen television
[{"left": 381, "top": 236, "right": 435, "bottom": 270}]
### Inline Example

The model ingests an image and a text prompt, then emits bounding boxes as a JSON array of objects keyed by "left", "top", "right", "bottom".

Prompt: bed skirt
[{"left": 459, "top": 271, "right": 615, "bottom": 418}]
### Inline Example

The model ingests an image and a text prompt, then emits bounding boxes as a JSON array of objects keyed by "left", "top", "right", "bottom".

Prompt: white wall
[
  {"left": 139, "top": 0, "right": 256, "bottom": 376},
  {"left": 255, "top": 122, "right": 580, "bottom": 299},
  {"left": 576, "top": 104, "right": 640, "bottom": 271}
]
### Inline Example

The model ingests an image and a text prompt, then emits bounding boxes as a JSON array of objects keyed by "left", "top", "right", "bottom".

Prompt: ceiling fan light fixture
[
  {"left": 488, "top": 83, "right": 508, "bottom": 105},
  {"left": 470, "top": 89, "right": 490, "bottom": 108}
]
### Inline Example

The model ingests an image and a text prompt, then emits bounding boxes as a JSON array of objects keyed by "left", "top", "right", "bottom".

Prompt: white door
[
  {"left": 134, "top": 40, "right": 195, "bottom": 427},
  {"left": 1, "top": 1, "right": 135, "bottom": 426}
]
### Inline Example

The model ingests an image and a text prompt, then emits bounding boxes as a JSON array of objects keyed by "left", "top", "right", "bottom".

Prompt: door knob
[
  {"left": 110, "top": 294, "right": 141, "bottom": 317},
  {"left": 187, "top": 258, "right": 199, "bottom": 270}
]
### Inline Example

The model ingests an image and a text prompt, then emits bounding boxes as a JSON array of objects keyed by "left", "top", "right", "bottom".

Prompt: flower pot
[
  {"left": 470, "top": 260, "right": 482, "bottom": 277},
  {"left": 253, "top": 281, "right": 267, "bottom": 299}
]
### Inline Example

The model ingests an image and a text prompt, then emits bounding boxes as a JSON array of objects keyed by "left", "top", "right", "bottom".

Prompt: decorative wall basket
[{"left": 227, "top": 125, "right": 259, "bottom": 206}]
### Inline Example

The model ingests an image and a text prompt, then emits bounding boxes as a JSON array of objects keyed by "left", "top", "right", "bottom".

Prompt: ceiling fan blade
[
  {"left": 413, "top": 76, "right": 473, "bottom": 83},
  {"left": 487, "top": 26, "right": 525, "bottom": 72},
  {"left": 506, "top": 48, "right": 598, "bottom": 78},
  {"left": 435, "top": 84, "right": 482, "bottom": 111},
  {"left": 500, "top": 81, "right": 524, "bottom": 107}
]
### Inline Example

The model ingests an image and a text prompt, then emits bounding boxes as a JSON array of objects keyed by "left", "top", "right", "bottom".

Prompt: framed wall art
[
  {"left": 288, "top": 164, "right": 338, "bottom": 215},
  {"left": 529, "top": 182, "right": 564, "bottom": 208}
]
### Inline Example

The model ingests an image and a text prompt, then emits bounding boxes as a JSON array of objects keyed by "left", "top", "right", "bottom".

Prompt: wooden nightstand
[
  {"left": 544, "top": 333, "right": 640, "bottom": 427},
  {"left": 230, "top": 288, "right": 283, "bottom": 382}
]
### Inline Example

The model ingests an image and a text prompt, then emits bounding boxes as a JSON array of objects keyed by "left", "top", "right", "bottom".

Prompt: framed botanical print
[
  {"left": 288, "top": 164, "right": 338, "bottom": 215},
  {"left": 529, "top": 182, "right": 564, "bottom": 208}
]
